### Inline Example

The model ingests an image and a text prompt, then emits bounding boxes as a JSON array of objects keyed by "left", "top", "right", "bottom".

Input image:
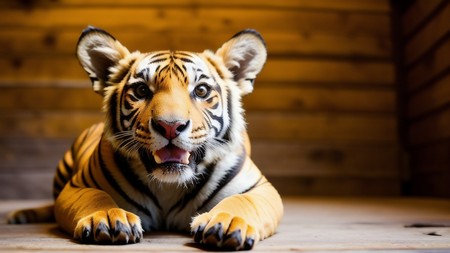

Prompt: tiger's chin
[{"left": 151, "top": 163, "right": 196, "bottom": 185}]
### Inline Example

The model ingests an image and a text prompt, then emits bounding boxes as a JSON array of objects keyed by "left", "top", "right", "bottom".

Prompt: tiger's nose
[{"left": 151, "top": 119, "right": 190, "bottom": 140}]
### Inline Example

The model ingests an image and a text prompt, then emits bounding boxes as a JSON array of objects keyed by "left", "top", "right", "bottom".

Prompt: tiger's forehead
[{"left": 132, "top": 50, "right": 212, "bottom": 85}]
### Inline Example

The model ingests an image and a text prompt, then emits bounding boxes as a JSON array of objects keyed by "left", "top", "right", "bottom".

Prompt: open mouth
[
  {"left": 153, "top": 144, "right": 191, "bottom": 165},
  {"left": 139, "top": 144, "right": 200, "bottom": 183}
]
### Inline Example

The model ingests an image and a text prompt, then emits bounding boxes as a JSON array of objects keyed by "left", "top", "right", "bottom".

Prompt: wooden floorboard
[{"left": 0, "top": 197, "right": 449, "bottom": 252}]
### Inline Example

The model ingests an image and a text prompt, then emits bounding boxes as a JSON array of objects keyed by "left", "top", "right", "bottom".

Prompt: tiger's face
[{"left": 77, "top": 27, "right": 266, "bottom": 185}]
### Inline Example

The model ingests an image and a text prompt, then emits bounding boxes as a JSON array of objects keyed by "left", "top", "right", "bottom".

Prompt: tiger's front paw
[
  {"left": 191, "top": 212, "right": 259, "bottom": 250},
  {"left": 74, "top": 208, "right": 143, "bottom": 244}
]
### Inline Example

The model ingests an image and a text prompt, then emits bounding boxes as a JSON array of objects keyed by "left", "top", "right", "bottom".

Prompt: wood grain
[
  {"left": 0, "top": 0, "right": 391, "bottom": 12},
  {"left": 409, "top": 108, "right": 450, "bottom": 146},
  {"left": 406, "top": 35, "right": 450, "bottom": 92},
  {"left": 400, "top": 0, "right": 450, "bottom": 198},
  {"left": 0, "top": 0, "right": 400, "bottom": 198},
  {"left": 402, "top": 0, "right": 445, "bottom": 37},
  {"left": 0, "top": 58, "right": 395, "bottom": 84},
  {"left": 247, "top": 113, "right": 397, "bottom": 142},
  {"left": 0, "top": 30, "right": 391, "bottom": 59},
  {"left": 404, "top": 1, "right": 450, "bottom": 66},
  {"left": 408, "top": 73, "right": 450, "bottom": 119},
  {"left": 0, "top": 9, "right": 390, "bottom": 35},
  {"left": 0, "top": 85, "right": 395, "bottom": 113},
  {"left": 0, "top": 197, "right": 449, "bottom": 252}
]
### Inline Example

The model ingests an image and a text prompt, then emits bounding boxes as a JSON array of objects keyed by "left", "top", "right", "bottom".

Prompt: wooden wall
[
  {"left": 0, "top": 0, "right": 399, "bottom": 198},
  {"left": 397, "top": 0, "right": 450, "bottom": 197}
]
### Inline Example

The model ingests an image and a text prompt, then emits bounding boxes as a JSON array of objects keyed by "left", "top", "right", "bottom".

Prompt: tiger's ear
[
  {"left": 77, "top": 26, "right": 130, "bottom": 95},
  {"left": 216, "top": 29, "right": 267, "bottom": 95}
]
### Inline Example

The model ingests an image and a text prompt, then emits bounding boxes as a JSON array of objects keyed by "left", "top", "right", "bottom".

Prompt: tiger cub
[{"left": 8, "top": 27, "right": 283, "bottom": 250}]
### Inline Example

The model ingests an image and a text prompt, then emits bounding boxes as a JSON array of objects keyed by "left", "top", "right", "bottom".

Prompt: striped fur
[{"left": 7, "top": 27, "right": 283, "bottom": 250}]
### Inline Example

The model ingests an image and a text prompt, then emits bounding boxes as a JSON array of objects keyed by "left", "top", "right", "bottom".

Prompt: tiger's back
[{"left": 53, "top": 123, "right": 104, "bottom": 199}]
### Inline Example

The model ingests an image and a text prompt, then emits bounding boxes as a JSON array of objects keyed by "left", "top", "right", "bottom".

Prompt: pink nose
[{"left": 151, "top": 119, "right": 190, "bottom": 140}]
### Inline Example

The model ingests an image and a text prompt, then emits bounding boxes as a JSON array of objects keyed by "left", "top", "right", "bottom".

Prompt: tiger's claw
[
  {"left": 74, "top": 208, "right": 143, "bottom": 244},
  {"left": 191, "top": 212, "right": 259, "bottom": 250}
]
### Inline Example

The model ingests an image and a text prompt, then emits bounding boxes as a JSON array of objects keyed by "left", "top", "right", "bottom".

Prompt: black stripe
[
  {"left": 128, "top": 94, "right": 139, "bottom": 102},
  {"left": 126, "top": 113, "right": 139, "bottom": 130},
  {"left": 196, "top": 153, "right": 245, "bottom": 212},
  {"left": 222, "top": 87, "right": 233, "bottom": 142},
  {"left": 173, "top": 62, "right": 186, "bottom": 81},
  {"left": 139, "top": 148, "right": 156, "bottom": 174},
  {"left": 151, "top": 52, "right": 168, "bottom": 59},
  {"left": 57, "top": 162, "right": 70, "bottom": 182},
  {"left": 207, "top": 111, "right": 224, "bottom": 136},
  {"left": 198, "top": 74, "right": 209, "bottom": 80},
  {"left": 122, "top": 109, "right": 138, "bottom": 125},
  {"left": 77, "top": 136, "right": 102, "bottom": 163},
  {"left": 177, "top": 57, "right": 194, "bottom": 64},
  {"left": 98, "top": 142, "right": 154, "bottom": 219},
  {"left": 71, "top": 126, "right": 90, "bottom": 156},
  {"left": 69, "top": 177, "right": 82, "bottom": 188},
  {"left": 88, "top": 152, "right": 102, "bottom": 190},
  {"left": 240, "top": 175, "right": 263, "bottom": 194},
  {"left": 114, "top": 151, "right": 161, "bottom": 209},
  {"left": 124, "top": 98, "right": 133, "bottom": 110},
  {"left": 109, "top": 92, "right": 120, "bottom": 133},
  {"left": 193, "top": 144, "right": 207, "bottom": 166},
  {"left": 109, "top": 59, "right": 134, "bottom": 84},
  {"left": 53, "top": 177, "right": 63, "bottom": 199},
  {"left": 80, "top": 167, "right": 90, "bottom": 188},
  {"left": 149, "top": 58, "right": 167, "bottom": 65}
]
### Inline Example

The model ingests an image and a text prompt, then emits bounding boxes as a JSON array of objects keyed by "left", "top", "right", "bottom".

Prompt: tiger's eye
[
  {"left": 194, "top": 84, "right": 211, "bottom": 98},
  {"left": 134, "top": 83, "right": 150, "bottom": 99}
]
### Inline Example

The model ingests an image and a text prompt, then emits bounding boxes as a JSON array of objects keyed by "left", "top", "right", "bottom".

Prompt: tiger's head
[{"left": 76, "top": 27, "right": 266, "bottom": 185}]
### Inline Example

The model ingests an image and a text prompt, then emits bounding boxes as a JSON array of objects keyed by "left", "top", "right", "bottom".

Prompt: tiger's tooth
[
  {"left": 182, "top": 152, "right": 191, "bottom": 164},
  {"left": 153, "top": 153, "right": 162, "bottom": 164}
]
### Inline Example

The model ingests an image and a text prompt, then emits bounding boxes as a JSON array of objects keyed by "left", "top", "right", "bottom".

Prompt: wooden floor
[{"left": 0, "top": 197, "right": 449, "bottom": 252}]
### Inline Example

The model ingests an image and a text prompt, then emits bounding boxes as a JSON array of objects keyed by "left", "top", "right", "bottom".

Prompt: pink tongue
[{"left": 153, "top": 146, "right": 190, "bottom": 164}]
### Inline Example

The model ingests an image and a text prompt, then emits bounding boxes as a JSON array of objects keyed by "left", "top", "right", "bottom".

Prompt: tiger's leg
[
  {"left": 7, "top": 204, "right": 55, "bottom": 224},
  {"left": 191, "top": 165, "right": 283, "bottom": 250},
  {"left": 55, "top": 183, "right": 143, "bottom": 244}
]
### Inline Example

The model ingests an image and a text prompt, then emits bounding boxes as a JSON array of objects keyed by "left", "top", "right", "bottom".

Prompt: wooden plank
[
  {"left": 0, "top": 85, "right": 395, "bottom": 113},
  {"left": 0, "top": 173, "right": 54, "bottom": 199},
  {"left": 248, "top": 113, "right": 397, "bottom": 142},
  {"left": 408, "top": 73, "right": 450, "bottom": 119},
  {"left": 0, "top": 111, "right": 103, "bottom": 139},
  {"left": 0, "top": 111, "right": 397, "bottom": 142},
  {"left": 404, "top": 1, "right": 450, "bottom": 66},
  {"left": 0, "top": 80, "right": 89, "bottom": 88},
  {"left": 402, "top": 0, "right": 446, "bottom": 37},
  {"left": 252, "top": 141, "right": 399, "bottom": 178},
  {"left": 262, "top": 60, "right": 394, "bottom": 84},
  {"left": 1, "top": 198, "right": 450, "bottom": 251},
  {"left": 409, "top": 108, "right": 450, "bottom": 146},
  {"left": 0, "top": 9, "right": 390, "bottom": 35},
  {"left": 406, "top": 37, "right": 450, "bottom": 92},
  {"left": 0, "top": 0, "right": 391, "bottom": 12},
  {"left": 0, "top": 29, "right": 392, "bottom": 59},
  {"left": 0, "top": 58, "right": 395, "bottom": 85},
  {"left": 0, "top": 138, "right": 71, "bottom": 173},
  {"left": 269, "top": 176, "right": 400, "bottom": 196},
  {"left": 0, "top": 87, "right": 102, "bottom": 111},
  {"left": 244, "top": 86, "right": 396, "bottom": 113}
]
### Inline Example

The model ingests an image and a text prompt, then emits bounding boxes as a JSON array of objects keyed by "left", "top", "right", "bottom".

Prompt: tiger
[{"left": 7, "top": 26, "right": 283, "bottom": 250}]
